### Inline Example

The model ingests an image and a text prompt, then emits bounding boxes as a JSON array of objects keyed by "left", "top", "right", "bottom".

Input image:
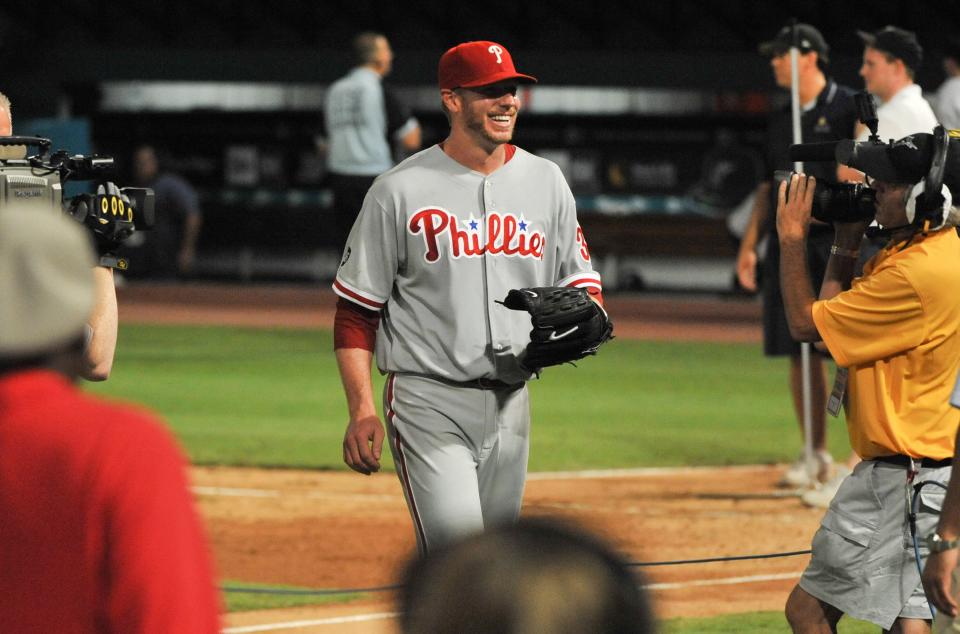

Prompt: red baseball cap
[{"left": 438, "top": 41, "right": 537, "bottom": 90}]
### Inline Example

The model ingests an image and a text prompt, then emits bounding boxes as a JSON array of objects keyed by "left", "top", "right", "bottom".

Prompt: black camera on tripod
[{"left": 0, "top": 135, "right": 155, "bottom": 269}]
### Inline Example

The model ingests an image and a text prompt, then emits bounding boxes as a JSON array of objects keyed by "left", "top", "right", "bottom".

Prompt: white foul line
[
  {"left": 223, "top": 611, "right": 400, "bottom": 633},
  {"left": 527, "top": 464, "right": 775, "bottom": 481},
  {"left": 195, "top": 465, "right": 783, "bottom": 499},
  {"left": 221, "top": 572, "right": 802, "bottom": 631},
  {"left": 192, "top": 486, "right": 401, "bottom": 503},
  {"left": 643, "top": 571, "right": 802, "bottom": 590},
  {"left": 192, "top": 486, "right": 280, "bottom": 498}
]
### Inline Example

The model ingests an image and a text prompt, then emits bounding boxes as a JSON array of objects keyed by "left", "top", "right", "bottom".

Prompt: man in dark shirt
[
  {"left": 736, "top": 23, "right": 858, "bottom": 489},
  {"left": 129, "top": 144, "right": 203, "bottom": 278}
]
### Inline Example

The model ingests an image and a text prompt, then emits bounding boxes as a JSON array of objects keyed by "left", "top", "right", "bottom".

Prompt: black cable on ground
[
  {"left": 627, "top": 549, "right": 812, "bottom": 567},
  {"left": 221, "top": 548, "right": 812, "bottom": 596},
  {"left": 222, "top": 584, "right": 401, "bottom": 596}
]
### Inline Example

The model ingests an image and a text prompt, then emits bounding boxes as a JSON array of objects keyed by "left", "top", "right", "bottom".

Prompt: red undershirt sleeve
[
  {"left": 333, "top": 298, "right": 380, "bottom": 351},
  {"left": 586, "top": 286, "right": 605, "bottom": 306}
]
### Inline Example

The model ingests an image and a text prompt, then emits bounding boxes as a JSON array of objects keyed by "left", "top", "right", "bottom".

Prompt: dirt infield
[
  {"left": 200, "top": 465, "right": 822, "bottom": 633},
  {"left": 117, "top": 283, "right": 814, "bottom": 633},
  {"left": 115, "top": 281, "right": 764, "bottom": 344}
]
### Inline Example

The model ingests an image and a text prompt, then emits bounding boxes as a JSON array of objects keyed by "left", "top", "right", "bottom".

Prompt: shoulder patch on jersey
[{"left": 339, "top": 247, "right": 352, "bottom": 268}]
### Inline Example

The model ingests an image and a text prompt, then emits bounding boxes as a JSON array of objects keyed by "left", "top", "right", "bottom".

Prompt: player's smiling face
[{"left": 458, "top": 81, "right": 521, "bottom": 148}]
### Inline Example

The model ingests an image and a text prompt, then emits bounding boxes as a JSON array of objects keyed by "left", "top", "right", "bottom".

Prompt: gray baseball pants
[{"left": 384, "top": 373, "right": 530, "bottom": 553}]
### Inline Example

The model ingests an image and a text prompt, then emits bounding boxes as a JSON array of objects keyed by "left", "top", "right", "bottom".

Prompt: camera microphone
[{"left": 788, "top": 141, "right": 839, "bottom": 163}]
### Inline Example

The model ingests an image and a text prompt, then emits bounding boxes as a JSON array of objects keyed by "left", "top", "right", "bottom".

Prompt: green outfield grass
[
  {"left": 222, "top": 583, "right": 364, "bottom": 612},
  {"left": 219, "top": 598, "right": 880, "bottom": 632},
  {"left": 86, "top": 323, "right": 858, "bottom": 626},
  {"left": 85, "top": 323, "right": 852, "bottom": 471},
  {"left": 221, "top": 590, "right": 880, "bottom": 632}
]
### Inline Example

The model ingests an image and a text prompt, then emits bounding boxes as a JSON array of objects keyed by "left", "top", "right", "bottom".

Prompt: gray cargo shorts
[{"left": 800, "top": 458, "right": 950, "bottom": 629}]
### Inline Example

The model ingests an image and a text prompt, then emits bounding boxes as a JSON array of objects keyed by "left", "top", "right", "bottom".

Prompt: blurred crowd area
[{"left": 2, "top": 1, "right": 958, "bottom": 291}]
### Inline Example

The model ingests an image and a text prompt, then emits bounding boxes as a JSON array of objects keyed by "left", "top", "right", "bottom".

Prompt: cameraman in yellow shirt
[{"left": 778, "top": 129, "right": 960, "bottom": 632}]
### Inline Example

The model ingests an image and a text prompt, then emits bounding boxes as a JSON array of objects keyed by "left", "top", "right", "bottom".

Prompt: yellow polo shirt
[{"left": 812, "top": 228, "right": 960, "bottom": 460}]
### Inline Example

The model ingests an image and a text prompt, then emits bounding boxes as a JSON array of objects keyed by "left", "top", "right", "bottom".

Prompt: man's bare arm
[
  {"left": 399, "top": 123, "right": 422, "bottom": 153},
  {"left": 778, "top": 174, "right": 871, "bottom": 341},
  {"left": 777, "top": 175, "right": 820, "bottom": 341},
  {"left": 82, "top": 266, "right": 117, "bottom": 381},
  {"left": 336, "top": 347, "right": 385, "bottom": 475},
  {"left": 178, "top": 213, "right": 202, "bottom": 274},
  {"left": 735, "top": 181, "right": 772, "bottom": 292},
  {"left": 922, "top": 425, "right": 960, "bottom": 617},
  {"left": 817, "top": 225, "right": 866, "bottom": 301}
]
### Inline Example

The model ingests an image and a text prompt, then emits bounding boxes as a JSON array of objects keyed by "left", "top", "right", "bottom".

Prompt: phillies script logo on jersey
[{"left": 409, "top": 208, "right": 545, "bottom": 262}]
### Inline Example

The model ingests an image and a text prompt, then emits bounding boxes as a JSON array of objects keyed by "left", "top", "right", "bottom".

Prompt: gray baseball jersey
[
  {"left": 333, "top": 143, "right": 602, "bottom": 551},
  {"left": 333, "top": 144, "right": 601, "bottom": 384}
]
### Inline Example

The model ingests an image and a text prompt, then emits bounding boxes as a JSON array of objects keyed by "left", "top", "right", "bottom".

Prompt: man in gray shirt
[{"left": 325, "top": 32, "right": 421, "bottom": 250}]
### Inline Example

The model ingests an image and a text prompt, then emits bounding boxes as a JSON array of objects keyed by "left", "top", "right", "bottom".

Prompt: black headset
[{"left": 912, "top": 124, "right": 952, "bottom": 232}]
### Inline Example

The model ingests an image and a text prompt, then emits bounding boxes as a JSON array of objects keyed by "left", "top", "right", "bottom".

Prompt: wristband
[
  {"left": 830, "top": 245, "right": 860, "bottom": 259},
  {"left": 927, "top": 532, "right": 960, "bottom": 554},
  {"left": 98, "top": 254, "right": 129, "bottom": 270}
]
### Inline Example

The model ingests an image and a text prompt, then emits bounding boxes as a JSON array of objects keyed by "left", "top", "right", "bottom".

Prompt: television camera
[{"left": 0, "top": 135, "right": 154, "bottom": 270}]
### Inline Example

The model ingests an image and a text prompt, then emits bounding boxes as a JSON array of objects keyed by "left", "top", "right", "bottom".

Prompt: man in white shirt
[{"left": 856, "top": 26, "right": 938, "bottom": 142}]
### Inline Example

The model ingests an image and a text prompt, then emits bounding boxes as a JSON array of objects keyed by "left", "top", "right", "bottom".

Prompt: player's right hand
[{"left": 343, "top": 415, "right": 385, "bottom": 476}]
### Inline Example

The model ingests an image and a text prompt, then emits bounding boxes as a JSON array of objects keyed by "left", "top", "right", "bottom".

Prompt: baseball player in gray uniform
[{"left": 332, "top": 40, "right": 604, "bottom": 553}]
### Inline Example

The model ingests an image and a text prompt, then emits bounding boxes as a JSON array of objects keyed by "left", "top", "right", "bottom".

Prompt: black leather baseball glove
[{"left": 499, "top": 286, "right": 614, "bottom": 370}]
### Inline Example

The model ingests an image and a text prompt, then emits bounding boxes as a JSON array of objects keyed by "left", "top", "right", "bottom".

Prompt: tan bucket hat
[{"left": 0, "top": 208, "right": 95, "bottom": 357}]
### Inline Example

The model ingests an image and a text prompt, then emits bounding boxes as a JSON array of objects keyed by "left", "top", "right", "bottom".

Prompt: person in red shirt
[{"left": 0, "top": 208, "right": 220, "bottom": 633}]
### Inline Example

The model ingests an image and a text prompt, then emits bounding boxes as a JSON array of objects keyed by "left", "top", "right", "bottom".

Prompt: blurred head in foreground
[
  {"left": 0, "top": 207, "right": 95, "bottom": 376},
  {"left": 399, "top": 517, "right": 655, "bottom": 634}
]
